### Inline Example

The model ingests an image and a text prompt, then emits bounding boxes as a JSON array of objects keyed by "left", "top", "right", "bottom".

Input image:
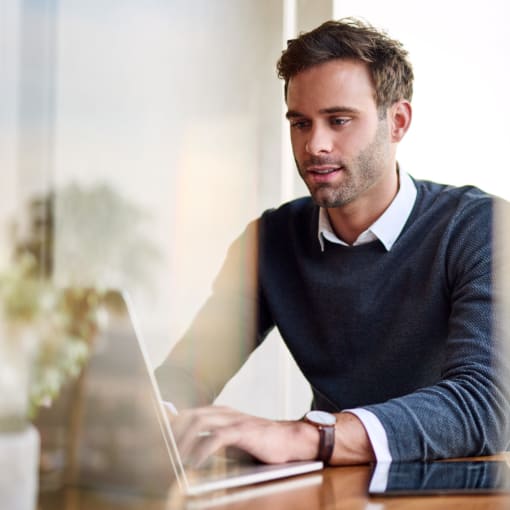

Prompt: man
[{"left": 156, "top": 18, "right": 509, "bottom": 467}]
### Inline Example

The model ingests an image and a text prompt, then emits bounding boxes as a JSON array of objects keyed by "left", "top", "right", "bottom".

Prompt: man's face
[{"left": 286, "top": 59, "right": 393, "bottom": 209}]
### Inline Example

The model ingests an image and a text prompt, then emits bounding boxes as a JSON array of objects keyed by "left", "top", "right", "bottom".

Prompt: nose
[{"left": 305, "top": 125, "right": 333, "bottom": 155}]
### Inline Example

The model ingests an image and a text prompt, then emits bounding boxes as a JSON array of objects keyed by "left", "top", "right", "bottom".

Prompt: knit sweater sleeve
[
  {"left": 363, "top": 197, "right": 510, "bottom": 461},
  {"left": 155, "top": 219, "right": 273, "bottom": 406}
]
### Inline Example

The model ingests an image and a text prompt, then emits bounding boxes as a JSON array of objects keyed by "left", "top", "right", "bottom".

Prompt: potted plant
[{"left": 0, "top": 253, "right": 102, "bottom": 509}]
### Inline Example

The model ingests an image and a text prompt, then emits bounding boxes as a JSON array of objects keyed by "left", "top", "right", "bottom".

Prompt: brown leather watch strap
[
  {"left": 317, "top": 423, "right": 335, "bottom": 464},
  {"left": 304, "top": 411, "right": 336, "bottom": 464}
]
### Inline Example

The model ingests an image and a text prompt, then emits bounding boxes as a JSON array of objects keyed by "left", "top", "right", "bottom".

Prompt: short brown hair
[{"left": 277, "top": 18, "right": 414, "bottom": 111}]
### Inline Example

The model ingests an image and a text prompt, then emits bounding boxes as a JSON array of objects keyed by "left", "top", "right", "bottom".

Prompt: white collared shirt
[
  {"left": 317, "top": 170, "right": 417, "bottom": 463},
  {"left": 318, "top": 170, "right": 417, "bottom": 251}
]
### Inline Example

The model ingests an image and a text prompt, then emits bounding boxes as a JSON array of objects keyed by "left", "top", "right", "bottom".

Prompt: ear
[{"left": 389, "top": 100, "right": 412, "bottom": 143}]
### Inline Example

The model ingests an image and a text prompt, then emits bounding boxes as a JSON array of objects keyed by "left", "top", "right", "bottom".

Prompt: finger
[
  {"left": 173, "top": 406, "right": 244, "bottom": 461},
  {"left": 190, "top": 418, "right": 293, "bottom": 466},
  {"left": 187, "top": 425, "right": 243, "bottom": 468},
  {"left": 185, "top": 433, "right": 221, "bottom": 468},
  {"left": 174, "top": 405, "right": 237, "bottom": 439}
]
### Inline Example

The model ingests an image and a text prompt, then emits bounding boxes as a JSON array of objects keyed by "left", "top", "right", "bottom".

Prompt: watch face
[{"left": 306, "top": 410, "right": 336, "bottom": 426}]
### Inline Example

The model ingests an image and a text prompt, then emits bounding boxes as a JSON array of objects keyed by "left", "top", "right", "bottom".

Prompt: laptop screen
[{"left": 35, "top": 291, "right": 178, "bottom": 497}]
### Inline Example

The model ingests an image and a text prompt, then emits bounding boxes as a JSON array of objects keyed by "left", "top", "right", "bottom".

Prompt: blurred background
[{"left": 1, "top": 0, "right": 510, "bottom": 424}]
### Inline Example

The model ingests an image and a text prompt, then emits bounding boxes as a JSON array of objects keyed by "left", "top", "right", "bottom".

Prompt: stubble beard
[{"left": 298, "top": 120, "right": 391, "bottom": 208}]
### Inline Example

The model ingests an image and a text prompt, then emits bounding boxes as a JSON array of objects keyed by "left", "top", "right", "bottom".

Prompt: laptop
[{"left": 45, "top": 291, "right": 322, "bottom": 498}]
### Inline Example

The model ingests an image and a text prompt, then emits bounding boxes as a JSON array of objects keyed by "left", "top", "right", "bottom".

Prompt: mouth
[{"left": 306, "top": 165, "right": 344, "bottom": 182}]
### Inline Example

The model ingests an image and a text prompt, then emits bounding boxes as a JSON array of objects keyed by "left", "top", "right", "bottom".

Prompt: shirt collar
[{"left": 318, "top": 170, "right": 417, "bottom": 252}]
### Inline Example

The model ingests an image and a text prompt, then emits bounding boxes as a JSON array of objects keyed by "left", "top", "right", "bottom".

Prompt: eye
[
  {"left": 330, "top": 117, "right": 350, "bottom": 126},
  {"left": 289, "top": 119, "right": 310, "bottom": 130}
]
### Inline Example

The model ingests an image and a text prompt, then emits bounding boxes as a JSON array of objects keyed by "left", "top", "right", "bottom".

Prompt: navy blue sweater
[{"left": 157, "top": 178, "right": 510, "bottom": 461}]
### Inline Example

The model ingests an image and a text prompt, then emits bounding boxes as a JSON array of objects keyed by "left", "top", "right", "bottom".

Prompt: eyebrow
[{"left": 286, "top": 106, "right": 361, "bottom": 119}]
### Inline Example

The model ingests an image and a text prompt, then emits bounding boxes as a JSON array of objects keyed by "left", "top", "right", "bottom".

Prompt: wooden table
[{"left": 37, "top": 456, "right": 510, "bottom": 510}]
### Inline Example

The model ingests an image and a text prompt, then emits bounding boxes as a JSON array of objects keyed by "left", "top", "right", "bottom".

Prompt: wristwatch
[{"left": 304, "top": 410, "right": 337, "bottom": 464}]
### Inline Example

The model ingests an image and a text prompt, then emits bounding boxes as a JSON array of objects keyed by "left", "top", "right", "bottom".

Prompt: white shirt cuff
[{"left": 343, "top": 408, "right": 392, "bottom": 462}]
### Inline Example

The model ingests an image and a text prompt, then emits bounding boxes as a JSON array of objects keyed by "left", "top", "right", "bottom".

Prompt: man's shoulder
[
  {"left": 262, "top": 196, "right": 316, "bottom": 216},
  {"left": 256, "top": 197, "right": 317, "bottom": 244},
  {"left": 407, "top": 178, "right": 495, "bottom": 254},
  {"left": 413, "top": 178, "right": 493, "bottom": 216},
  {"left": 259, "top": 196, "right": 317, "bottom": 226},
  {"left": 414, "top": 177, "right": 491, "bottom": 198}
]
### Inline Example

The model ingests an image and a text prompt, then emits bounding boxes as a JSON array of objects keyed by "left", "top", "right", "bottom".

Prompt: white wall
[{"left": 334, "top": 0, "right": 510, "bottom": 199}]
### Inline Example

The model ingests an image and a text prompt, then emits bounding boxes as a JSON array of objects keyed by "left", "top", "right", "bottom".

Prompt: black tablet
[{"left": 369, "top": 460, "right": 510, "bottom": 496}]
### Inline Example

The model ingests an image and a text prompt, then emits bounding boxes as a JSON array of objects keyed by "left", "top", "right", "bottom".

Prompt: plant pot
[{"left": 0, "top": 423, "right": 40, "bottom": 510}]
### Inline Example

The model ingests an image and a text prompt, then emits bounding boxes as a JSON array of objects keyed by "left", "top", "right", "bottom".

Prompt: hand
[{"left": 170, "top": 405, "right": 320, "bottom": 467}]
